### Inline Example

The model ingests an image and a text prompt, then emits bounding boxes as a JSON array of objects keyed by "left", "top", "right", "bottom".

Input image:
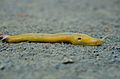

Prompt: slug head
[{"left": 71, "top": 34, "right": 103, "bottom": 46}]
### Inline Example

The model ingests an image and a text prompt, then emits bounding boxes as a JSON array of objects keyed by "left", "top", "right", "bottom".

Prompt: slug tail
[
  {"left": 0, "top": 32, "right": 3, "bottom": 40},
  {"left": 0, "top": 32, "right": 9, "bottom": 41}
]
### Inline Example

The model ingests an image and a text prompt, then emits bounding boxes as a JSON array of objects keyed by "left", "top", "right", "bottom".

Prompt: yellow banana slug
[{"left": 0, "top": 33, "right": 106, "bottom": 46}]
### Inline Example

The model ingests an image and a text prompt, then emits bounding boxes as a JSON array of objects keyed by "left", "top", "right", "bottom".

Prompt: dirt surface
[{"left": 0, "top": 0, "right": 120, "bottom": 79}]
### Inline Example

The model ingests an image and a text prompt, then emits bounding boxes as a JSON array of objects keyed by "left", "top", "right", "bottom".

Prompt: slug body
[{"left": 0, "top": 33, "right": 103, "bottom": 46}]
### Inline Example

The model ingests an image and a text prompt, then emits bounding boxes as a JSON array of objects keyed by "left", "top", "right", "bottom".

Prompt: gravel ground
[{"left": 0, "top": 0, "right": 120, "bottom": 79}]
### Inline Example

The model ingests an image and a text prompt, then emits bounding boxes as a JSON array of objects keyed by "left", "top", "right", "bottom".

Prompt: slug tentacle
[{"left": 101, "top": 34, "right": 110, "bottom": 41}]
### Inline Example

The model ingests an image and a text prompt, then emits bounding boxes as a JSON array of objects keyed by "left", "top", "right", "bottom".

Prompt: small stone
[
  {"left": 95, "top": 54, "right": 99, "bottom": 56},
  {"left": 116, "top": 48, "right": 120, "bottom": 52},
  {"left": 62, "top": 57, "right": 74, "bottom": 64},
  {"left": 0, "top": 65, "right": 5, "bottom": 70}
]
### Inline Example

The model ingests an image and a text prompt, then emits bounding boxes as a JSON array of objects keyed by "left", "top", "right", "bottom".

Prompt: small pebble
[
  {"left": 0, "top": 65, "right": 5, "bottom": 70},
  {"left": 116, "top": 48, "right": 120, "bottom": 52},
  {"left": 62, "top": 57, "right": 75, "bottom": 64}
]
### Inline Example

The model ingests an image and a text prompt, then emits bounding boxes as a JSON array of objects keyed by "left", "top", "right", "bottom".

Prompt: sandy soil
[{"left": 0, "top": 0, "right": 120, "bottom": 79}]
